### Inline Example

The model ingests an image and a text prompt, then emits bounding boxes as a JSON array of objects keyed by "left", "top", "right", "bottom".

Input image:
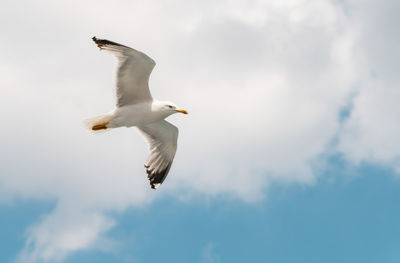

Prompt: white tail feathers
[{"left": 83, "top": 114, "right": 113, "bottom": 132}]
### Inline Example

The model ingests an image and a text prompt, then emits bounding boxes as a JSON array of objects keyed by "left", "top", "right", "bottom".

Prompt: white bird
[{"left": 86, "top": 37, "right": 188, "bottom": 189}]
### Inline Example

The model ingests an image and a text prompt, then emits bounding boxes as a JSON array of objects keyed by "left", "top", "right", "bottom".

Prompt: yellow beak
[{"left": 176, "top": 109, "right": 188, "bottom": 114}]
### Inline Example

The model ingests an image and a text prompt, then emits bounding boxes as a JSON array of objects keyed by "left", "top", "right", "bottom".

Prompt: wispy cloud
[
  {"left": 16, "top": 205, "right": 115, "bottom": 263},
  {"left": 201, "top": 243, "right": 220, "bottom": 263}
]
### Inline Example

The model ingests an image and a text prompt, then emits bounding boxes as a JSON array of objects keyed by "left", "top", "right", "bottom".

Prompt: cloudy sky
[{"left": 1, "top": 0, "right": 400, "bottom": 262}]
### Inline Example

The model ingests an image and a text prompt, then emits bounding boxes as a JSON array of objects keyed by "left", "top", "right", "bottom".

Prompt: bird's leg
[{"left": 92, "top": 121, "right": 109, "bottom": 131}]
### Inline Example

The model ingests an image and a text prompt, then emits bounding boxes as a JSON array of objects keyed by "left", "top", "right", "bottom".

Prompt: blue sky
[
  {"left": 3, "top": 159, "right": 400, "bottom": 262},
  {"left": 1, "top": 0, "right": 400, "bottom": 262}
]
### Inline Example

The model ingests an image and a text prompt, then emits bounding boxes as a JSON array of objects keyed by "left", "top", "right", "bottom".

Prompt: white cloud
[
  {"left": 337, "top": 0, "right": 400, "bottom": 172},
  {"left": 16, "top": 204, "right": 115, "bottom": 263},
  {"left": 0, "top": 0, "right": 397, "bottom": 261}
]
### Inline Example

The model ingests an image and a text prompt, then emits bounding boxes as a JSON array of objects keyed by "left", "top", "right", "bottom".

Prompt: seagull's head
[{"left": 157, "top": 101, "right": 188, "bottom": 116}]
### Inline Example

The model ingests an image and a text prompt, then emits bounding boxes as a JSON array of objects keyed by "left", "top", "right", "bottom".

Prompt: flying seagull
[{"left": 86, "top": 37, "right": 188, "bottom": 189}]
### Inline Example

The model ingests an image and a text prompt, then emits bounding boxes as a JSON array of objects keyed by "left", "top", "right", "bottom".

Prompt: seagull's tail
[{"left": 83, "top": 114, "right": 113, "bottom": 133}]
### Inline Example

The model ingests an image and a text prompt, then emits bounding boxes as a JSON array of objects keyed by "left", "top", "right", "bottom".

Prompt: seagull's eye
[{"left": 168, "top": 105, "right": 173, "bottom": 108}]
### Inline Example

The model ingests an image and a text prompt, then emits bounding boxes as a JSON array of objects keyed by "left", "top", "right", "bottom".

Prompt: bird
[{"left": 86, "top": 37, "right": 188, "bottom": 189}]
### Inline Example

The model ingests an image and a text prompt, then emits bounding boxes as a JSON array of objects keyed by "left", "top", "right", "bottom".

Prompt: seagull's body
[
  {"left": 106, "top": 102, "right": 170, "bottom": 128},
  {"left": 87, "top": 37, "right": 187, "bottom": 189}
]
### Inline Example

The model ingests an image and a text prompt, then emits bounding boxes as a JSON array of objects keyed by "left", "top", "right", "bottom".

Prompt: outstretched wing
[
  {"left": 92, "top": 37, "right": 155, "bottom": 106},
  {"left": 137, "top": 120, "right": 179, "bottom": 189}
]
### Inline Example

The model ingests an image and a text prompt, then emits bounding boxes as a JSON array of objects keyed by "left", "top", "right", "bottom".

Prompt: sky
[{"left": 1, "top": 0, "right": 400, "bottom": 262}]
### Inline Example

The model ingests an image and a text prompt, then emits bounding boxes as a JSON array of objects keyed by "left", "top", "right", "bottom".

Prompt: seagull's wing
[
  {"left": 137, "top": 120, "right": 179, "bottom": 189},
  {"left": 92, "top": 37, "right": 155, "bottom": 106}
]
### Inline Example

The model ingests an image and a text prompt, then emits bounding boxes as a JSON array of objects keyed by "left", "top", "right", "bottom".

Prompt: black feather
[
  {"left": 146, "top": 163, "right": 173, "bottom": 189},
  {"left": 92, "top": 36, "right": 128, "bottom": 49}
]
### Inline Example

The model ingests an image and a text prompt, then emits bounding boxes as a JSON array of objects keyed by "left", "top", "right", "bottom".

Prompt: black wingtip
[
  {"left": 146, "top": 169, "right": 158, "bottom": 189},
  {"left": 91, "top": 36, "right": 126, "bottom": 49},
  {"left": 145, "top": 163, "right": 172, "bottom": 190},
  {"left": 92, "top": 36, "right": 104, "bottom": 49}
]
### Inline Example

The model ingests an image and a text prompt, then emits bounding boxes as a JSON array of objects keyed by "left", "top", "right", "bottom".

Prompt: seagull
[{"left": 86, "top": 37, "right": 188, "bottom": 189}]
